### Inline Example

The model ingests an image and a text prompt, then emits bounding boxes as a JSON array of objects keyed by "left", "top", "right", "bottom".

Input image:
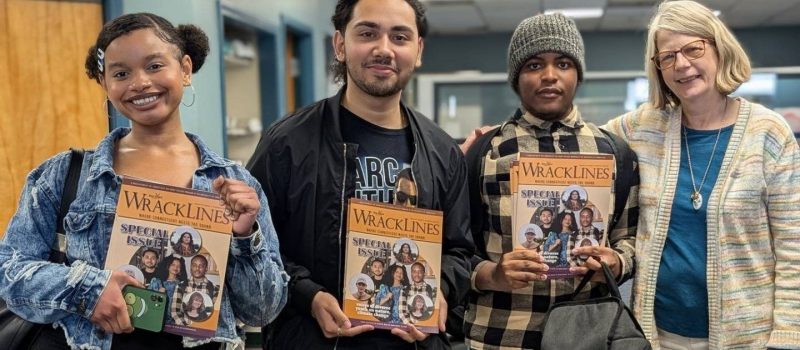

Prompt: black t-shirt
[
  {"left": 142, "top": 269, "right": 157, "bottom": 287},
  {"left": 340, "top": 105, "right": 413, "bottom": 204}
]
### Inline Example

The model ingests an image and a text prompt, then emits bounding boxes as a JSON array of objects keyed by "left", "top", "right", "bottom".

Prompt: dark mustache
[{"left": 362, "top": 57, "right": 396, "bottom": 69}]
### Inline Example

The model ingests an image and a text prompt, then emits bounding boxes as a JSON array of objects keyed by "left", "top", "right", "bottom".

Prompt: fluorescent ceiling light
[
  {"left": 712, "top": 10, "right": 721, "bottom": 16},
  {"left": 544, "top": 8, "right": 604, "bottom": 19}
]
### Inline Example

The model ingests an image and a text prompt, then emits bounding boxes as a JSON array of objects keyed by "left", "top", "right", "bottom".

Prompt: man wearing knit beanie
[
  {"left": 507, "top": 12, "right": 585, "bottom": 93},
  {"left": 461, "top": 13, "right": 640, "bottom": 349}
]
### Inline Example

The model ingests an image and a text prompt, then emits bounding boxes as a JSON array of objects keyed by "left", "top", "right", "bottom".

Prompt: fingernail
[
  {"left": 540, "top": 275, "right": 548, "bottom": 280},
  {"left": 543, "top": 265, "right": 549, "bottom": 271}
]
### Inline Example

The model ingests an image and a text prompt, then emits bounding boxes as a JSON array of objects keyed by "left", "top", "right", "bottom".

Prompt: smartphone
[{"left": 123, "top": 285, "right": 167, "bottom": 332}]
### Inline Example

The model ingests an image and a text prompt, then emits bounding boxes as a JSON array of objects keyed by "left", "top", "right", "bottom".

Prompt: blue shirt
[
  {"left": 543, "top": 231, "right": 571, "bottom": 267},
  {"left": 0, "top": 128, "right": 288, "bottom": 349},
  {"left": 375, "top": 284, "right": 405, "bottom": 323},
  {"left": 655, "top": 125, "right": 733, "bottom": 338}
]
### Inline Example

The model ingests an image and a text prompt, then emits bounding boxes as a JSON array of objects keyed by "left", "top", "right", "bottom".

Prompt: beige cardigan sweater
[{"left": 604, "top": 98, "right": 800, "bottom": 349}]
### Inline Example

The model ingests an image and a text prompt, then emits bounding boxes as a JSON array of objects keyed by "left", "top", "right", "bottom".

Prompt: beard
[{"left": 345, "top": 58, "right": 413, "bottom": 98}]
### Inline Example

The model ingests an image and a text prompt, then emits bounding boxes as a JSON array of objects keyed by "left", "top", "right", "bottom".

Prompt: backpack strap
[
  {"left": 571, "top": 131, "right": 636, "bottom": 298},
  {"left": 49, "top": 148, "right": 86, "bottom": 264},
  {"left": 465, "top": 126, "right": 501, "bottom": 256},
  {"left": 599, "top": 129, "right": 634, "bottom": 233}
]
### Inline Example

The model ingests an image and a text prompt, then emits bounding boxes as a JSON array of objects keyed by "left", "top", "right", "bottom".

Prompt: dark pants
[
  {"left": 266, "top": 313, "right": 450, "bottom": 350},
  {"left": 30, "top": 325, "right": 223, "bottom": 350}
]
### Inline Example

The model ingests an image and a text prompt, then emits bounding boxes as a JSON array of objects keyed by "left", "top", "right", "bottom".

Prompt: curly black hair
[
  {"left": 85, "top": 13, "right": 210, "bottom": 83},
  {"left": 329, "top": 0, "right": 428, "bottom": 84}
]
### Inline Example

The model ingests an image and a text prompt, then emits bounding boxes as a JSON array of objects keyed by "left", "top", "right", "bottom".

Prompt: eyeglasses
[
  {"left": 651, "top": 39, "right": 710, "bottom": 70},
  {"left": 396, "top": 191, "right": 417, "bottom": 206}
]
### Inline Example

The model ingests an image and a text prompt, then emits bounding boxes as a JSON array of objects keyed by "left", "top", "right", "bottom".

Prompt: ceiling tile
[
  {"left": 422, "top": 0, "right": 800, "bottom": 34},
  {"left": 425, "top": 3, "right": 486, "bottom": 33},
  {"left": 543, "top": 0, "right": 607, "bottom": 9},
  {"left": 475, "top": 0, "right": 542, "bottom": 31},
  {"left": 474, "top": 0, "right": 543, "bottom": 16},
  {"left": 722, "top": 0, "right": 798, "bottom": 27},
  {"left": 574, "top": 17, "right": 603, "bottom": 31},
  {"left": 598, "top": 5, "right": 652, "bottom": 31},
  {"left": 769, "top": 2, "right": 800, "bottom": 25},
  {"left": 607, "top": 0, "right": 658, "bottom": 4},
  {"left": 696, "top": 0, "right": 740, "bottom": 12}
]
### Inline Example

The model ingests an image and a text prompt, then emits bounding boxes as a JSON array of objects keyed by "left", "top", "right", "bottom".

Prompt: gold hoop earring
[
  {"left": 102, "top": 98, "right": 110, "bottom": 117},
  {"left": 182, "top": 84, "right": 196, "bottom": 107}
]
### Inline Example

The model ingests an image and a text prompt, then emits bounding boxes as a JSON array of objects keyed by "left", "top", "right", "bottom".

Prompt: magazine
[
  {"left": 512, "top": 153, "right": 615, "bottom": 278},
  {"left": 105, "top": 177, "right": 232, "bottom": 338},
  {"left": 342, "top": 198, "right": 442, "bottom": 334}
]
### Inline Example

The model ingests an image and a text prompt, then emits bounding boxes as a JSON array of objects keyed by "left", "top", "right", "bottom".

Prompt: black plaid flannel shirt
[{"left": 463, "top": 108, "right": 639, "bottom": 349}]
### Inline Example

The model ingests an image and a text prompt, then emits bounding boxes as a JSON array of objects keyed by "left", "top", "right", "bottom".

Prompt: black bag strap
[
  {"left": 599, "top": 128, "right": 634, "bottom": 233},
  {"left": 571, "top": 261, "right": 621, "bottom": 300},
  {"left": 566, "top": 131, "right": 634, "bottom": 302},
  {"left": 49, "top": 148, "right": 85, "bottom": 264},
  {"left": 465, "top": 126, "right": 501, "bottom": 257}
]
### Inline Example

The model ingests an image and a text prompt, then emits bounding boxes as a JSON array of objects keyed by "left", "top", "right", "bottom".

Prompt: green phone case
[{"left": 123, "top": 285, "right": 167, "bottom": 333}]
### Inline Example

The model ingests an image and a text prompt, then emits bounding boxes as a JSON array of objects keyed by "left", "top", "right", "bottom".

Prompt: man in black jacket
[{"left": 246, "top": 0, "right": 473, "bottom": 349}]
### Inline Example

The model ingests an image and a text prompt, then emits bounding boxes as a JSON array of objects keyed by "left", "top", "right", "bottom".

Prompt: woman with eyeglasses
[{"left": 604, "top": 1, "right": 800, "bottom": 349}]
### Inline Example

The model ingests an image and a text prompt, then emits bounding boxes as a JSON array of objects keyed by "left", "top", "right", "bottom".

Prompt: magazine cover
[
  {"left": 512, "top": 153, "right": 615, "bottom": 278},
  {"left": 105, "top": 177, "right": 232, "bottom": 338},
  {"left": 342, "top": 198, "right": 443, "bottom": 334}
]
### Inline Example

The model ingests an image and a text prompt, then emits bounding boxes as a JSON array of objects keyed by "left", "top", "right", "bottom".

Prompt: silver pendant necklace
[{"left": 682, "top": 99, "right": 727, "bottom": 211}]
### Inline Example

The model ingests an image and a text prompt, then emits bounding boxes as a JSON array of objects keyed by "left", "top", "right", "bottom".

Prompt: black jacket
[{"left": 247, "top": 89, "right": 474, "bottom": 348}]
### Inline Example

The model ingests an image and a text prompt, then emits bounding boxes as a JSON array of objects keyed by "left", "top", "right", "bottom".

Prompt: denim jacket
[{"left": 0, "top": 128, "right": 289, "bottom": 350}]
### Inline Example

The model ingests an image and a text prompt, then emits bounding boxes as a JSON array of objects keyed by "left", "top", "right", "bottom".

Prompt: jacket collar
[
  {"left": 324, "top": 86, "right": 433, "bottom": 207},
  {"left": 324, "top": 86, "right": 424, "bottom": 142},
  {"left": 515, "top": 105, "right": 586, "bottom": 131},
  {"left": 87, "top": 127, "right": 233, "bottom": 181}
]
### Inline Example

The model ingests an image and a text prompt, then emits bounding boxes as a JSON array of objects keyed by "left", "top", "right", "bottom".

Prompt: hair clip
[{"left": 97, "top": 48, "right": 105, "bottom": 73}]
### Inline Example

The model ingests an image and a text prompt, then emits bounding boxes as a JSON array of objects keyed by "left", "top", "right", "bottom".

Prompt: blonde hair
[{"left": 645, "top": 0, "right": 751, "bottom": 109}]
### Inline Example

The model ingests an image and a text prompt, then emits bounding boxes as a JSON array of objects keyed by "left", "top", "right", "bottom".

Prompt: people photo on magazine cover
[
  {"left": 361, "top": 257, "right": 389, "bottom": 292},
  {"left": 560, "top": 185, "right": 588, "bottom": 212},
  {"left": 170, "top": 226, "right": 202, "bottom": 257},
  {"left": 183, "top": 291, "right": 213, "bottom": 322},
  {"left": 373, "top": 264, "right": 409, "bottom": 323},
  {"left": 407, "top": 294, "right": 433, "bottom": 323},
  {"left": 148, "top": 255, "right": 188, "bottom": 325},
  {"left": 127, "top": 245, "right": 168, "bottom": 287},
  {"left": 543, "top": 211, "right": 577, "bottom": 268},
  {"left": 518, "top": 223, "right": 544, "bottom": 252},
  {"left": 349, "top": 274, "right": 375, "bottom": 302},
  {"left": 392, "top": 238, "right": 418, "bottom": 265}
]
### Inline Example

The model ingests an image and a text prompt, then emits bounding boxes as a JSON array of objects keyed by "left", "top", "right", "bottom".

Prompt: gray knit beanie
[{"left": 507, "top": 12, "right": 585, "bottom": 93}]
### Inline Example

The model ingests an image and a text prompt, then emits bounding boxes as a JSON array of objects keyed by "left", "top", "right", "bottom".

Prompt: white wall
[
  {"left": 221, "top": 0, "right": 336, "bottom": 102},
  {"left": 114, "top": 0, "right": 336, "bottom": 155},
  {"left": 117, "top": 0, "right": 226, "bottom": 154}
]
